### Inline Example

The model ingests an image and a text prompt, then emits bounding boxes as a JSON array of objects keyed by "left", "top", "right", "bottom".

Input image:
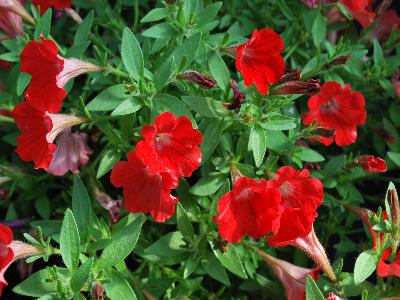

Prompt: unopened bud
[
  {"left": 271, "top": 79, "right": 320, "bottom": 96},
  {"left": 225, "top": 79, "right": 246, "bottom": 110},
  {"left": 311, "top": 127, "right": 336, "bottom": 139},
  {"left": 278, "top": 70, "right": 302, "bottom": 84},
  {"left": 356, "top": 155, "right": 387, "bottom": 173},
  {"left": 329, "top": 55, "right": 352, "bottom": 66},
  {"left": 177, "top": 71, "right": 217, "bottom": 89},
  {"left": 388, "top": 188, "right": 399, "bottom": 225},
  {"left": 92, "top": 283, "right": 104, "bottom": 300}
]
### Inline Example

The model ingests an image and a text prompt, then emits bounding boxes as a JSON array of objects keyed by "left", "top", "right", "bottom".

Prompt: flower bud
[
  {"left": 329, "top": 55, "right": 352, "bottom": 66},
  {"left": 271, "top": 79, "right": 320, "bottom": 96},
  {"left": 388, "top": 188, "right": 399, "bottom": 226},
  {"left": 224, "top": 79, "right": 246, "bottom": 110},
  {"left": 278, "top": 70, "right": 302, "bottom": 84},
  {"left": 356, "top": 155, "right": 387, "bottom": 173},
  {"left": 177, "top": 71, "right": 217, "bottom": 89},
  {"left": 311, "top": 127, "right": 336, "bottom": 139}
]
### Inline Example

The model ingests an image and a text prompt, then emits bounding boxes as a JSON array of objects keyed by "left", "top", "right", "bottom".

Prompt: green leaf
[
  {"left": 152, "top": 94, "right": 196, "bottom": 126},
  {"left": 197, "top": 2, "right": 222, "bottom": 28},
  {"left": 176, "top": 203, "right": 195, "bottom": 242},
  {"left": 189, "top": 174, "right": 227, "bottom": 196},
  {"left": 202, "top": 253, "right": 230, "bottom": 285},
  {"left": 305, "top": 275, "right": 324, "bottom": 300},
  {"left": 97, "top": 148, "right": 122, "bottom": 178},
  {"left": 35, "top": 196, "right": 50, "bottom": 220},
  {"left": 103, "top": 270, "right": 137, "bottom": 300},
  {"left": 388, "top": 151, "right": 400, "bottom": 167},
  {"left": 111, "top": 97, "right": 143, "bottom": 116},
  {"left": 212, "top": 244, "right": 247, "bottom": 279},
  {"left": 100, "top": 215, "right": 145, "bottom": 268},
  {"left": 297, "top": 147, "right": 325, "bottom": 162},
  {"left": 145, "top": 231, "right": 186, "bottom": 257},
  {"left": 208, "top": 52, "right": 230, "bottom": 92},
  {"left": 200, "top": 118, "right": 224, "bottom": 164},
  {"left": 70, "top": 258, "right": 93, "bottom": 292},
  {"left": 74, "top": 11, "right": 94, "bottom": 45},
  {"left": 311, "top": 13, "right": 326, "bottom": 47},
  {"left": 373, "top": 40, "right": 385, "bottom": 68},
  {"left": 260, "top": 115, "right": 297, "bottom": 130},
  {"left": 141, "top": 8, "right": 169, "bottom": 23},
  {"left": 16, "top": 73, "right": 31, "bottom": 96},
  {"left": 154, "top": 56, "right": 174, "bottom": 92},
  {"left": 142, "top": 23, "right": 176, "bottom": 38},
  {"left": 121, "top": 27, "right": 144, "bottom": 81},
  {"left": 354, "top": 250, "right": 378, "bottom": 285},
  {"left": 34, "top": 9, "right": 52, "bottom": 39},
  {"left": 322, "top": 155, "right": 345, "bottom": 177},
  {"left": 181, "top": 96, "right": 229, "bottom": 118},
  {"left": 72, "top": 175, "right": 92, "bottom": 238},
  {"left": 87, "top": 85, "right": 129, "bottom": 111},
  {"left": 184, "top": 254, "right": 199, "bottom": 278},
  {"left": 250, "top": 125, "right": 267, "bottom": 167},
  {"left": 60, "top": 209, "right": 80, "bottom": 270}
]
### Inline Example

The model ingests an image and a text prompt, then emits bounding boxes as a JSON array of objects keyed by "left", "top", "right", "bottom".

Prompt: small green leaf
[
  {"left": 145, "top": 231, "right": 186, "bottom": 257},
  {"left": 121, "top": 27, "right": 144, "bottom": 81},
  {"left": 104, "top": 270, "right": 137, "bottom": 300},
  {"left": 142, "top": 23, "right": 176, "bottom": 38},
  {"left": 197, "top": 2, "right": 222, "bottom": 28},
  {"left": 60, "top": 209, "right": 80, "bottom": 270},
  {"left": 154, "top": 56, "right": 174, "bottom": 92},
  {"left": 189, "top": 174, "right": 227, "bottom": 196},
  {"left": 141, "top": 8, "right": 169, "bottom": 23},
  {"left": 373, "top": 40, "right": 385, "bottom": 68},
  {"left": 152, "top": 94, "right": 196, "bottom": 126},
  {"left": 100, "top": 215, "right": 145, "bottom": 268},
  {"left": 70, "top": 258, "right": 93, "bottom": 292},
  {"left": 297, "top": 147, "right": 325, "bottom": 162},
  {"left": 34, "top": 9, "right": 52, "bottom": 39},
  {"left": 388, "top": 151, "right": 400, "bottom": 167},
  {"left": 305, "top": 275, "right": 324, "bottom": 300},
  {"left": 176, "top": 203, "right": 195, "bottom": 242},
  {"left": 184, "top": 254, "right": 199, "bottom": 278},
  {"left": 181, "top": 96, "right": 229, "bottom": 118},
  {"left": 250, "top": 125, "right": 267, "bottom": 167},
  {"left": 200, "top": 118, "right": 224, "bottom": 164},
  {"left": 354, "top": 250, "right": 378, "bottom": 285},
  {"left": 212, "top": 243, "right": 247, "bottom": 279},
  {"left": 111, "top": 97, "right": 143, "bottom": 116},
  {"left": 311, "top": 13, "right": 326, "bottom": 47},
  {"left": 72, "top": 175, "right": 92, "bottom": 238},
  {"left": 202, "top": 253, "right": 230, "bottom": 285},
  {"left": 86, "top": 85, "right": 128, "bottom": 111},
  {"left": 97, "top": 148, "right": 122, "bottom": 179},
  {"left": 16, "top": 73, "right": 31, "bottom": 96},
  {"left": 74, "top": 11, "right": 94, "bottom": 45},
  {"left": 208, "top": 52, "right": 230, "bottom": 92}
]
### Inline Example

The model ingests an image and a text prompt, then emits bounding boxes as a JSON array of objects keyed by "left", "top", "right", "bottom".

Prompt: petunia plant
[{"left": 0, "top": 0, "right": 399, "bottom": 299}]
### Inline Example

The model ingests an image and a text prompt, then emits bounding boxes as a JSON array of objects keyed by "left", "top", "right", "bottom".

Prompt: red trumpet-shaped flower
[
  {"left": 45, "top": 129, "right": 92, "bottom": 176},
  {"left": 11, "top": 102, "right": 86, "bottom": 169},
  {"left": 377, "top": 249, "right": 400, "bottom": 278},
  {"left": 256, "top": 248, "right": 320, "bottom": 300},
  {"left": 20, "top": 36, "right": 102, "bottom": 113},
  {"left": 341, "top": 0, "right": 375, "bottom": 28},
  {"left": 32, "top": 0, "right": 71, "bottom": 14},
  {"left": 110, "top": 150, "right": 179, "bottom": 222},
  {"left": 357, "top": 155, "right": 387, "bottom": 173},
  {"left": 302, "top": 82, "right": 366, "bottom": 146},
  {"left": 235, "top": 28, "right": 285, "bottom": 95},
  {"left": 136, "top": 112, "right": 202, "bottom": 180},
  {"left": 213, "top": 176, "right": 281, "bottom": 243}
]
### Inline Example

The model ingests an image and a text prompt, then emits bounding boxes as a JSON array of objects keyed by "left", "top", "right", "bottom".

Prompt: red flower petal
[
  {"left": 357, "top": 155, "right": 387, "bottom": 173},
  {"left": 32, "top": 0, "right": 71, "bottom": 13},
  {"left": 302, "top": 81, "right": 367, "bottom": 146},
  {"left": 136, "top": 112, "right": 202, "bottom": 179},
  {"left": 235, "top": 28, "right": 285, "bottom": 95},
  {"left": 342, "top": 0, "right": 375, "bottom": 28},
  {"left": 377, "top": 249, "right": 400, "bottom": 277},
  {"left": 268, "top": 166, "right": 323, "bottom": 246},
  {"left": 110, "top": 150, "right": 179, "bottom": 222},
  {"left": 11, "top": 102, "right": 55, "bottom": 169},
  {"left": 213, "top": 176, "right": 281, "bottom": 243}
]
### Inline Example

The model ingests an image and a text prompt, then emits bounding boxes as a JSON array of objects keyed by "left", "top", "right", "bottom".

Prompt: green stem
[{"left": 105, "top": 65, "right": 131, "bottom": 79}]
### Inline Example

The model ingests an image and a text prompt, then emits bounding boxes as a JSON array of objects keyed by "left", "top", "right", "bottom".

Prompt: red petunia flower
[
  {"left": 371, "top": 10, "right": 400, "bottom": 42},
  {"left": 341, "top": 0, "right": 375, "bottom": 28},
  {"left": 257, "top": 248, "right": 320, "bottom": 300},
  {"left": 235, "top": 28, "right": 285, "bottom": 95},
  {"left": 110, "top": 150, "right": 179, "bottom": 222},
  {"left": 20, "top": 36, "right": 101, "bottom": 113},
  {"left": 213, "top": 176, "right": 281, "bottom": 243},
  {"left": 32, "top": 0, "right": 71, "bottom": 14},
  {"left": 267, "top": 166, "right": 323, "bottom": 246},
  {"left": 302, "top": 81, "right": 366, "bottom": 146},
  {"left": 377, "top": 249, "right": 400, "bottom": 278},
  {"left": 136, "top": 112, "right": 202, "bottom": 180},
  {"left": 45, "top": 129, "right": 92, "bottom": 176},
  {"left": 357, "top": 155, "right": 387, "bottom": 173},
  {"left": 11, "top": 102, "right": 86, "bottom": 169}
]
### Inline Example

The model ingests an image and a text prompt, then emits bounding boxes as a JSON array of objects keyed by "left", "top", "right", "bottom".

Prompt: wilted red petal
[
  {"left": 136, "top": 112, "right": 202, "bottom": 179},
  {"left": 110, "top": 150, "right": 179, "bottom": 222},
  {"left": 235, "top": 28, "right": 285, "bottom": 95},
  {"left": 213, "top": 176, "right": 281, "bottom": 243}
]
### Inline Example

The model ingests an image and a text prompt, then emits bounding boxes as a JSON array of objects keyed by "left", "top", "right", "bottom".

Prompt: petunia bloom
[
  {"left": 0, "top": 0, "right": 34, "bottom": 24},
  {"left": 341, "top": 0, "right": 375, "bottom": 28},
  {"left": 0, "top": 2, "right": 23, "bottom": 40},
  {"left": 377, "top": 249, "right": 400, "bottom": 278},
  {"left": 256, "top": 248, "right": 320, "bottom": 300},
  {"left": 302, "top": 81, "right": 366, "bottom": 146},
  {"left": 32, "top": 0, "right": 71, "bottom": 14},
  {"left": 370, "top": 10, "right": 400, "bottom": 42},
  {"left": 45, "top": 129, "right": 92, "bottom": 176},
  {"left": 11, "top": 101, "right": 86, "bottom": 169},
  {"left": 213, "top": 176, "right": 281, "bottom": 243},
  {"left": 235, "top": 28, "right": 285, "bottom": 95},
  {"left": 110, "top": 150, "right": 179, "bottom": 222},
  {"left": 20, "top": 36, "right": 102, "bottom": 113},
  {"left": 356, "top": 155, "right": 387, "bottom": 173},
  {"left": 136, "top": 112, "right": 202, "bottom": 180},
  {"left": 0, "top": 224, "right": 43, "bottom": 296}
]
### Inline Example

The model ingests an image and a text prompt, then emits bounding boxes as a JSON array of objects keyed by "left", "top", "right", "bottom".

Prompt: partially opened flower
[
  {"left": 356, "top": 155, "right": 387, "bottom": 173},
  {"left": 110, "top": 150, "right": 179, "bottom": 222},
  {"left": 235, "top": 28, "right": 285, "bottom": 95},
  {"left": 45, "top": 129, "right": 92, "bottom": 176},
  {"left": 256, "top": 248, "right": 320, "bottom": 300},
  {"left": 213, "top": 176, "right": 281, "bottom": 243},
  {"left": 32, "top": 0, "right": 71, "bottom": 14},
  {"left": 20, "top": 36, "right": 102, "bottom": 112},
  {"left": 302, "top": 82, "right": 366, "bottom": 146},
  {"left": 370, "top": 10, "right": 400, "bottom": 42},
  {"left": 0, "top": 0, "right": 34, "bottom": 24},
  {"left": 136, "top": 112, "right": 202, "bottom": 180},
  {"left": 11, "top": 101, "right": 86, "bottom": 169},
  {"left": 341, "top": 0, "right": 375, "bottom": 28},
  {"left": 0, "top": 3, "right": 23, "bottom": 40},
  {"left": 377, "top": 249, "right": 400, "bottom": 277}
]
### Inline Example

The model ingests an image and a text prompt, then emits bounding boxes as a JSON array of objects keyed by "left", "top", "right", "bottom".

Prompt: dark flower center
[{"left": 320, "top": 98, "right": 339, "bottom": 113}]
